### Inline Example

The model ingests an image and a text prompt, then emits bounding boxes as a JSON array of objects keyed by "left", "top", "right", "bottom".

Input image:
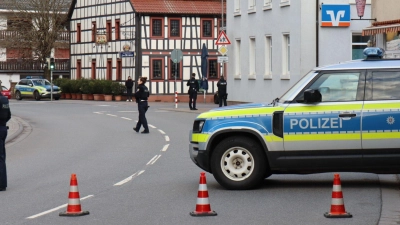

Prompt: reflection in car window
[
  {"left": 296, "top": 73, "right": 360, "bottom": 102},
  {"left": 33, "top": 80, "right": 44, "bottom": 86},
  {"left": 372, "top": 71, "right": 400, "bottom": 100}
]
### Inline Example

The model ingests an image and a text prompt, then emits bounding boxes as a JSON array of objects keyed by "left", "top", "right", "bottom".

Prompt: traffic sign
[
  {"left": 171, "top": 49, "right": 183, "bottom": 63},
  {"left": 218, "top": 46, "right": 228, "bottom": 56},
  {"left": 215, "top": 31, "right": 231, "bottom": 45},
  {"left": 218, "top": 56, "right": 229, "bottom": 63}
]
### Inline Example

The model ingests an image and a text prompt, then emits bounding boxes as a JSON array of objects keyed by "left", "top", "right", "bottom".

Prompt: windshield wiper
[{"left": 271, "top": 97, "right": 279, "bottom": 106}]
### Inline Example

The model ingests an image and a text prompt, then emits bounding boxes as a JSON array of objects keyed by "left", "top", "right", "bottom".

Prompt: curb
[{"left": 6, "top": 116, "right": 24, "bottom": 144}]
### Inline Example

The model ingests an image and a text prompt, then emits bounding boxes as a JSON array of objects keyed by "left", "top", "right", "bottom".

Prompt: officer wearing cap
[
  {"left": 133, "top": 77, "right": 150, "bottom": 134},
  {"left": 187, "top": 73, "right": 199, "bottom": 110},
  {"left": 0, "top": 91, "right": 11, "bottom": 191}
]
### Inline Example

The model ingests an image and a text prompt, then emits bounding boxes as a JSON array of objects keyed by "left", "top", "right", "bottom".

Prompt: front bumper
[
  {"left": 40, "top": 92, "right": 61, "bottom": 98},
  {"left": 189, "top": 130, "right": 211, "bottom": 172}
]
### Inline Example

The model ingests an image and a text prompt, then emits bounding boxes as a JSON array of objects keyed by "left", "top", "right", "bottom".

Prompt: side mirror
[
  {"left": 29, "top": 84, "right": 33, "bottom": 87},
  {"left": 304, "top": 89, "right": 321, "bottom": 103}
]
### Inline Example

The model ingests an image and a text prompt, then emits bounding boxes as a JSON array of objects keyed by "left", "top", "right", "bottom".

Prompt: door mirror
[{"left": 304, "top": 89, "right": 322, "bottom": 103}]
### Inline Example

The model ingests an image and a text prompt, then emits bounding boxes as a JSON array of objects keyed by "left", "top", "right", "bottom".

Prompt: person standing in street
[
  {"left": 217, "top": 75, "right": 228, "bottom": 107},
  {"left": 125, "top": 76, "right": 134, "bottom": 102},
  {"left": 187, "top": 73, "right": 199, "bottom": 110},
  {"left": 0, "top": 92, "right": 11, "bottom": 191},
  {"left": 133, "top": 77, "right": 150, "bottom": 134}
]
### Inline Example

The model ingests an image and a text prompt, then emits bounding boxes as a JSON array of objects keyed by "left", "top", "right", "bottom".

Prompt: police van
[{"left": 189, "top": 47, "right": 400, "bottom": 190}]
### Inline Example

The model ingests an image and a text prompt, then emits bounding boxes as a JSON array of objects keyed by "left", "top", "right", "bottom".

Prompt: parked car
[
  {"left": 14, "top": 77, "right": 61, "bottom": 101},
  {"left": 189, "top": 47, "right": 400, "bottom": 190},
  {"left": 1, "top": 86, "right": 11, "bottom": 99}
]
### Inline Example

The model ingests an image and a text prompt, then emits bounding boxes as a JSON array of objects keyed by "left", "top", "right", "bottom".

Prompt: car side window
[
  {"left": 26, "top": 80, "right": 33, "bottom": 86},
  {"left": 19, "top": 80, "right": 27, "bottom": 85},
  {"left": 371, "top": 71, "right": 400, "bottom": 100},
  {"left": 296, "top": 72, "right": 361, "bottom": 102}
]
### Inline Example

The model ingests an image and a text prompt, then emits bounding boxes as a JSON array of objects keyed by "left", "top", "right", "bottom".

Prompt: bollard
[{"left": 175, "top": 91, "right": 178, "bottom": 108}]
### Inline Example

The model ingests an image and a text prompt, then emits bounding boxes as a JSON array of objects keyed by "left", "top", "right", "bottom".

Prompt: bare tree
[{"left": 3, "top": 0, "right": 70, "bottom": 80}]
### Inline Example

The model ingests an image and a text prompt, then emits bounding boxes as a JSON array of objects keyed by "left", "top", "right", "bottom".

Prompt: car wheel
[
  {"left": 15, "top": 91, "right": 22, "bottom": 100},
  {"left": 34, "top": 91, "right": 41, "bottom": 101},
  {"left": 211, "top": 136, "right": 268, "bottom": 190},
  {"left": 54, "top": 97, "right": 60, "bottom": 100}
]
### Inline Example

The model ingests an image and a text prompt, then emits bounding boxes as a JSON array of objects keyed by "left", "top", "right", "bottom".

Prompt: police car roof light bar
[{"left": 363, "top": 47, "right": 385, "bottom": 60}]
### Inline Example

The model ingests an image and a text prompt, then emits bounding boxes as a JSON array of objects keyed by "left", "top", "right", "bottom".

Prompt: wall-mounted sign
[
  {"left": 355, "top": 0, "right": 366, "bottom": 18},
  {"left": 321, "top": 4, "right": 350, "bottom": 27},
  {"left": 120, "top": 51, "right": 134, "bottom": 57},
  {"left": 96, "top": 34, "right": 107, "bottom": 45},
  {"left": 123, "top": 44, "right": 131, "bottom": 51}
]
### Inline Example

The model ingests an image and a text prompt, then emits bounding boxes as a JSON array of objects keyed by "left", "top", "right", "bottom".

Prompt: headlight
[{"left": 193, "top": 120, "right": 205, "bottom": 133}]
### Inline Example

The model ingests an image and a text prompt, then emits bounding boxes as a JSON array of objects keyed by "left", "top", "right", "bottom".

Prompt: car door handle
[{"left": 339, "top": 113, "right": 356, "bottom": 118}]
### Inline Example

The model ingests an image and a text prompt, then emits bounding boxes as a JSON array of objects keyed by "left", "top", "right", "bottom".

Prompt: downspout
[
  {"left": 316, "top": 0, "right": 319, "bottom": 67},
  {"left": 135, "top": 12, "right": 141, "bottom": 87}
]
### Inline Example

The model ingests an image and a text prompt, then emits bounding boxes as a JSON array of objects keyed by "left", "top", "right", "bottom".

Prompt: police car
[
  {"left": 189, "top": 47, "right": 400, "bottom": 190},
  {"left": 14, "top": 76, "right": 61, "bottom": 101}
]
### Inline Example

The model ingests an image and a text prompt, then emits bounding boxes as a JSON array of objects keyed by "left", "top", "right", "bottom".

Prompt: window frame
[
  {"left": 264, "top": 35, "right": 272, "bottom": 79},
  {"left": 200, "top": 18, "right": 214, "bottom": 39},
  {"left": 150, "top": 58, "right": 165, "bottom": 80},
  {"left": 281, "top": 33, "right": 290, "bottom": 79},
  {"left": 150, "top": 17, "right": 164, "bottom": 39},
  {"left": 249, "top": 37, "right": 256, "bottom": 78},
  {"left": 168, "top": 59, "right": 182, "bottom": 80},
  {"left": 168, "top": 18, "right": 181, "bottom": 39}
]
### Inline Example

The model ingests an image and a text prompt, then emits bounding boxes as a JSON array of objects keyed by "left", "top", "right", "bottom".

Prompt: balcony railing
[
  {"left": 0, "top": 30, "right": 70, "bottom": 41},
  {"left": 0, "top": 60, "right": 70, "bottom": 71}
]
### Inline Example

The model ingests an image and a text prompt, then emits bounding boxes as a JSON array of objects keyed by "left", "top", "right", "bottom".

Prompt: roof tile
[{"left": 130, "top": 0, "right": 225, "bottom": 15}]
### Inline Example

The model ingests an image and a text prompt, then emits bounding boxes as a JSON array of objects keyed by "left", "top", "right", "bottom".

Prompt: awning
[{"left": 362, "top": 19, "right": 400, "bottom": 36}]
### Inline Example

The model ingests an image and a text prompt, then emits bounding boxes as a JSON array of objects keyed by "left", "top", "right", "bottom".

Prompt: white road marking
[
  {"left": 93, "top": 112, "right": 103, "bottom": 114},
  {"left": 118, "top": 111, "right": 136, "bottom": 113},
  {"left": 150, "top": 155, "right": 161, "bottom": 164},
  {"left": 121, "top": 117, "right": 132, "bottom": 120},
  {"left": 106, "top": 114, "right": 117, "bottom": 117},
  {"left": 146, "top": 155, "right": 159, "bottom": 165},
  {"left": 114, "top": 170, "right": 145, "bottom": 186},
  {"left": 26, "top": 195, "right": 94, "bottom": 219},
  {"left": 158, "top": 129, "right": 165, "bottom": 134},
  {"left": 165, "top": 136, "right": 170, "bottom": 142},
  {"left": 148, "top": 125, "right": 156, "bottom": 128},
  {"left": 97, "top": 105, "right": 110, "bottom": 107},
  {"left": 161, "top": 144, "right": 169, "bottom": 152}
]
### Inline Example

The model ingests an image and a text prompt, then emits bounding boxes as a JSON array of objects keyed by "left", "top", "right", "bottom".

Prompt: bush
[
  {"left": 111, "top": 82, "right": 125, "bottom": 95},
  {"left": 70, "top": 80, "right": 82, "bottom": 93},
  {"left": 60, "top": 79, "right": 72, "bottom": 93},
  {"left": 89, "top": 79, "right": 103, "bottom": 94},
  {"left": 80, "top": 78, "right": 92, "bottom": 94},
  {"left": 102, "top": 80, "right": 113, "bottom": 95}
]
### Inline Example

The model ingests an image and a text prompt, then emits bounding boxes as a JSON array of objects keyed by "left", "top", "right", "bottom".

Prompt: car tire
[
  {"left": 15, "top": 91, "right": 22, "bottom": 100},
  {"left": 34, "top": 91, "right": 41, "bottom": 101},
  {"left": 211, "top": 136, "right": 268, "bottom": 190},
  {"left": 55, "top": 97, "right": 60, "bottom": 100}
]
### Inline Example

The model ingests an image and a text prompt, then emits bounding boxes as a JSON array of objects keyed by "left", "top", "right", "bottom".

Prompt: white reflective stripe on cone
[
  {"left": 331, "top": 198, "right": 344, "bottom": 205},
  {"left": 196, "top": 198, "right": 210, "bottom": 205},
  {"left": 332, "top": 185, "right": 342, "bottom": 192},
  {"left": 198, "top": 184, "right": 207, "bottom": 191},
  {"left": 68, "top": 199, "right": 81, "bottom": 205}
]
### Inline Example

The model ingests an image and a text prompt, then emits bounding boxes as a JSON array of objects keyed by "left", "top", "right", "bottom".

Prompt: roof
[
  {"left": 316, "top": 59, "right": 400, "bottom": 71},
  {"left": 130, "top": 0, "right": 225, "bottom": 15}
]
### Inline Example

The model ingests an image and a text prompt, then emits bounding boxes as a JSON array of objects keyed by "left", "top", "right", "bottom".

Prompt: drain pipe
[{"left": 316, "top": 0, "right": 319, "bottom": 67}]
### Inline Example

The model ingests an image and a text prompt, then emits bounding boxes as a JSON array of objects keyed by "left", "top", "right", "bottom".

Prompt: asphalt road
[{"left": 0, "top": 100, "right": 399, "bottom": 225}]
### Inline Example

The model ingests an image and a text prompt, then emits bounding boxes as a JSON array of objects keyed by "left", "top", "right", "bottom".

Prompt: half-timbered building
[{"left": 68, "top": 0, "right": 226, "bottom": 101}]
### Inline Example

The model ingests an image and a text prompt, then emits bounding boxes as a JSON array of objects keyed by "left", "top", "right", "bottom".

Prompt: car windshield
[
  {"left": 32, "top": 79, "right": 51, "bottom": 86},
  {"left": 279, "top": 71, "right": 319, "bottom": 103}
]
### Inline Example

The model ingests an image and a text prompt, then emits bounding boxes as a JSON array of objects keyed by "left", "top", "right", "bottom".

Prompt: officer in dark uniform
[
  {"left": 0, "top": 92, "right": 11, "bottom": 191},
  {"left": 187, "top": 73, "right": 199, "bottom": 110},
  {"left": 217, "top": 75, "right": 227, "bottom": 107},
  {"left": 133, "top": 77, "right": 150, "bottom": 134}
]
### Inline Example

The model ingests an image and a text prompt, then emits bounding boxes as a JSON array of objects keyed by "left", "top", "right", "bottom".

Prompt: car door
[
  {"left": 282, "top": 71, "right": 365, "bottom": 169},
  {"left": 362, "top": 69, "right": 400, "bottom": 169}
]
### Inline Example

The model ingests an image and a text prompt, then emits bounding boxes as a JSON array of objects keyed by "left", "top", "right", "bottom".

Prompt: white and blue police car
[
  {"left": 189, "top": 47, "right": 400, "bottom": 190},
  {"left": 14, "top": 76, "right": 61, "bottom": 101}
]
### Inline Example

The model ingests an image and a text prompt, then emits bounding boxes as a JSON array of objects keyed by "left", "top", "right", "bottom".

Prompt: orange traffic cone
[
  {"left": 59, "top": 174, "right": 90, "bottom": 217},
  {"left": 190, "top": 172, "right": 217, "bottom": 217},
  {"left": 324, "top": 174, "right": 352, "bottom": 218}
]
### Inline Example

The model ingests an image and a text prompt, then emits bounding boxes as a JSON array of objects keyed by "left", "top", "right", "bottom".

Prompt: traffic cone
[
  {"left": 59, "top": 174, "right": 90, "bottom": 217},
  {"left": 324, "top": 174, "right": 352, "bottom": 218},
  {"left": 190, "top": 172, "right": 217, "bottom": 217}
]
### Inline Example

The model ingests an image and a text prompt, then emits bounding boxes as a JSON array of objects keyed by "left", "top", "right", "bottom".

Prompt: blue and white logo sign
[{"left": 321, "top": 4, "right": 350, "bottom": 27}]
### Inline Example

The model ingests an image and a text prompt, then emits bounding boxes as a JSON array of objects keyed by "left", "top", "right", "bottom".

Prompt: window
[
  {"left": 249, "top": 37, "right": 256, "bottom": 78},
  {"left": 280, "top": 0, "right": 290, "bottom": 7},
  {"left": 115, "top": 19, "right": 120, "bottom": 40},
  {"left": 91, "top": 59, "right": 96, "bottom": 79},
  {"left": 77, "top": 23, "right": 81, "bottom": 43},
  {"left": 248, "top": 0, "right": 256, "bottom": 13},
  {"left": 170, "top": 60, "right": 181, "bottom": 79},
  {"left": 151, "top": 18, "right": 163, "bottom": 37},
  {"left": 295, "top": 73, "right": 361, "bottom": 102},
  {"left": 77, "top": 59, "right": 82, "bottom": 79},
  {"left": 371, "top": 71, "right": 400, "bottom": 100},
  {"left": 235, "top": 39, "right": 241, "bottom": 78},
  {"left": 282, "top": 34, "right": 290, "bottom": 78},
  {"left": 116, "top": 59, "right": 122, "bottom": 81},
  {"left": 151, "top": 58, "right": 164, "bottom": 80},
  {"left": 234, "top": 0, "right": 241, "bottom": 15},
  {"left": 209, "top": 59, "right": 218, "bottom": 79},
  {"left": 263, "top": 0, "right": 272, "bottom": 10},
  {"left": 201, "top": 19, "right": 213, "bottom": 38},
  {"left": 106, "top": 20, "right": 112, "bottom": 41},
  {"left": 352, "top": 34, "right": 369, "bottom": 60},
  {"left": 169, "top": 19, "right": 181, "bottom": 38},
  {"left": 92, "top": 21, "right": 96, "bottom": 42},
  {"left": 264, "top": 35, "right": 272, "bottom": 79},
  {"left": 106, "top": 59, "right": 112, "bottom": 80}
]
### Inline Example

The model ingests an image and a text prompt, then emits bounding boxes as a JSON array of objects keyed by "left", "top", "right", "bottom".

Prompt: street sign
[
  {"left": 218, "top": 46, "right": 228, "bottom": 56},
  {"left": 215, "top": 31, "right": 231, "bottom": 45},
  {"left": 171, "top": 49, "right": 183, "bottom": 63},
  {"left": 120, "top": 51, "right": 135, "bottom": 57},
  {"left": 218, "top": 56, "right": 229, "bottom": 63}
]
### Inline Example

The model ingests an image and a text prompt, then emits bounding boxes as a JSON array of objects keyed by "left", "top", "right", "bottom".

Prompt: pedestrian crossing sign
[{"left": 215, "top": 31, "right": 231, "bottom": 45}]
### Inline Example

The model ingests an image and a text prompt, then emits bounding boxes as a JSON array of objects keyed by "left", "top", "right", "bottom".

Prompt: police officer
[
  {"left": 217, "top": 75, "right": 227, "bottom": 107},
  {"left": 133, "top": 77, "right": 150, "bottom": 134},
  {"left": 0, "top": 92, "right": 11, "bottom": 191},
  {"left": 187, "top": 73, "right": 199, "bottom": 110}
]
